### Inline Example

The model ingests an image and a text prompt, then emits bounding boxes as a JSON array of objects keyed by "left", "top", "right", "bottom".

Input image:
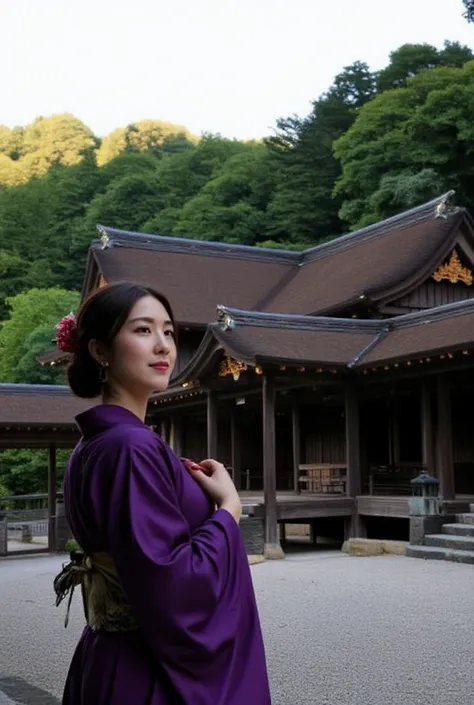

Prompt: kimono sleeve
[{"left": 102, "top": 429, "right": 247, "bottom": 670}]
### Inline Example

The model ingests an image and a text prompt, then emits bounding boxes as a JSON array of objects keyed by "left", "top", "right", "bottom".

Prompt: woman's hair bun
[{"left": 66, "top": 352, "right": 102, "bottom": 398}]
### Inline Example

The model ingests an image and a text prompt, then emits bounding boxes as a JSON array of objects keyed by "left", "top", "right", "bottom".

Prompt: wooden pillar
[
  {"left": 392, "top": 397, "right": 400, "bottom": 465},
  {"left": 435, "top": 375, "right": 455, "bottom": 500},
  {"left": 169, "top": 419, "right": 176, "bottom": 452},
  {"left": 48, "top": 443, "right": 57, "bottom": 553},
  {"left": 207, "top": 391, "right": 218, "bottom": 458},
  {"left": 292, "top": 405, "right": 301, "bottom": 493},
  {"left": 231, "top": 411, "right": 242, "bottom": 490},
  {"left": 345, "top": 383, "right": 366, "bottom": 538},
  {"left": 159, "top": 419, "right": 168, "bottom": 444},
  {"left": 171, "top": 417, "right": 184, "bottom": 457},
  {"left": 421, "top": 383, "right": 434, "bottom": 473},
  {"left": 262, "top": 374, "right": 284, "bottom": 558}
]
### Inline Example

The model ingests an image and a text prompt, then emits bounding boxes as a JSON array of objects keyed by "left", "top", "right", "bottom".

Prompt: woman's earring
[{"left": 99, "top": 361, "right": 109, "bottom": 384}]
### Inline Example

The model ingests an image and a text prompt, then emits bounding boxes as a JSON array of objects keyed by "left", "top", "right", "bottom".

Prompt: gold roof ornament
[
  {"left": 216, "top": 305, "right": 235, "bottom": 331},
  {"left": 218, "top": 354, "right": 247, "bottom": 381},
  {"left": 432, "top": 250, "right": 473, "bottom": 286}
]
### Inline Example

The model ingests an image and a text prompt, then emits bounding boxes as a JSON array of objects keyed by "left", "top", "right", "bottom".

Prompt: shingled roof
[
  {"left": 86, "top": 192, "right": 469, "bottom": 326},
  {"left": 0, "top": 384, "right": 96, "bottom": 427},
  {"left": 170, "top": 299, "right": 474, "bottom": 383}
]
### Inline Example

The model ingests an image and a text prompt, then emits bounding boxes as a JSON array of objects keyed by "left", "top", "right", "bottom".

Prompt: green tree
[
  {"left": 20, "top": 114, "right": 97, "bottom": 180},
  {"left": 0, "top": 448, "right": 71, "bottom": 495},
  {"left": 99, "top": 152, "right": 160, "bottom": 188},
  {"left": 333, "top": 62, "right": 474, "bottom": 228},
  {"left": 96, "top": 120, "right": 197, "bottom": 165},
  {"left": 141, "top": 136, "right": 249, "bottom": 234},
  {"left": 376, "top": 41, "right": 473, "bottom": 92},
  {"left": 463, "top": 1, "right": 474, "bottom": 21},
  {"left": 84, "top": 173, "right": 162, "bottom": 233},
  {"left": 14, "top": 324, "right": 68, "bottom": 385},
  {"left": 172, "top": 144, "right": 275, "bottom": 244},
  {"left": 265, "top": 61, "right": 376, "bottom": 244},
  {"left": 0, "top": 288, "right": 79, "bottom": 383},
  {"left": 0, "top": 125, "right": 24, "bottom": 160},
  {"left": 0, "top": 251, "right": 30, "bottom": 321}
]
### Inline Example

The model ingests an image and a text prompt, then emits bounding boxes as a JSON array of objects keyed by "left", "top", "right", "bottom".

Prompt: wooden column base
[
  {"left": 264, "top": 542, "right": 285, "bottom": 560},
  {"left": 344, "top": 514, "right": 367, "bottom": 540}
]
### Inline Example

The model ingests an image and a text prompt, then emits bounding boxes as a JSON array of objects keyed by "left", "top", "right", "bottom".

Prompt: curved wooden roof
[
  {"left": 0, "top": 384, "right": 95, "bottom": 426},
  {"left": 0, "top": 384, "right": 97, "bottom": 448},
  {"left": 170, "top": 299, "right": 474, "bottom": 383},
  {"left": 87, "top": 192, "right": 469, "bottom": 325}
]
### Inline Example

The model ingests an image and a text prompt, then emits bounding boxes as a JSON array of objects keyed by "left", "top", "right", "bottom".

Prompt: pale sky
[{"left": 3, "top": 0, "right": 473, "bottom": 140}]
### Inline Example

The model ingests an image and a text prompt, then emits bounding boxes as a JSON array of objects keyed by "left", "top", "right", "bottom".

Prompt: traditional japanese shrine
[{"left": 32, "top": 191, "right": 474, "bottom": 557}]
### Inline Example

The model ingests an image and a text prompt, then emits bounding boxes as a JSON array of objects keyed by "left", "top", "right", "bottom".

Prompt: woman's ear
[{"left": 88, "top": 338, "right": 108, "bottom": 366}]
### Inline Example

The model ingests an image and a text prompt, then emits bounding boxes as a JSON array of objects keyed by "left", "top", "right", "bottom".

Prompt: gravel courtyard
[{"left": 0, "top": 549, "right": 473, "bottom": 705}]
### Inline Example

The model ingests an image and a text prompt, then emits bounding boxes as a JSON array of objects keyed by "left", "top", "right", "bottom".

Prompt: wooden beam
[
  {"left": 207, "top": 391, "right": 218, "bottom": 458},
  {"left": 262, "top": 374, "right": 284, "bottom": 558},
  {"left": 435, "top": 375, "right": 455, "bottom": 500},
  {"left": 292, "top": 405, "right": 301, "bottom": 493},
  {"left": 47, "top": 443, "right": 57, "bottom": 553},
  {"left": 230, "top": 411, "right": 241, "bottom": 490},
  {"left": 421, "top": 382, "right": 435, "bottom": 473}
]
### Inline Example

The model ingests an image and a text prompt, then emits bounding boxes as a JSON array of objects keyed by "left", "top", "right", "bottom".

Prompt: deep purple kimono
[{"left": 61, "top": 404, "right": 271, "bottom": 705}]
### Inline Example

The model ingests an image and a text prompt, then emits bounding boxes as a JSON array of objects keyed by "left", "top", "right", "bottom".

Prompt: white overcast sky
[{"left": 3, "top": 0, "right": 473, "bottom": 139}]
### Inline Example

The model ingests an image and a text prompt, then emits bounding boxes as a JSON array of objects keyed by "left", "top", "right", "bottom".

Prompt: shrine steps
[{"left": 406, "top": 506, "right": 474, "bottom": 564}]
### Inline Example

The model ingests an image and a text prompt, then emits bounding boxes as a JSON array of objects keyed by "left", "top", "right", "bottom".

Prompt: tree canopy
[
  {"left": 463, "top": 1, "right": 474, "bottom": 22},
  {"left": 0, "top": 288, "right": 79, "bottom": 383},
  {"left": 0, "top": 39, "right": 473, "bottom": 370},
  {"left": 333, "top": 61, "right": 474, "bottom": 228},
  {"left": 1, "top": 38, "right": 474, "bottom": 494}
]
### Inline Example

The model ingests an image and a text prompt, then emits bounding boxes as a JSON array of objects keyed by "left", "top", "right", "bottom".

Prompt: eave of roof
[
  {"left": 171, "top": 298, "right": 474, "bottom": 383},
  {"left": 88, "top": 192, "right": 464, "bottom": 323},
  {"left": 0, "top": 384, "right": 97, "bottom": 427},
  {"left": 96, "top": 191, "right": 456, "bottom": 266}
]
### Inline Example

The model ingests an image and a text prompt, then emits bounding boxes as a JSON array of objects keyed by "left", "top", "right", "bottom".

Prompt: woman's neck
[{"left": 102, "top": 388, "right": 149, "bottom": 423}]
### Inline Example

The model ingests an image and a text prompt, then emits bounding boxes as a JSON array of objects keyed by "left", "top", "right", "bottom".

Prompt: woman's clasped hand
[{"left": 182, "top": 458, "right": 242, "bottom": 522}]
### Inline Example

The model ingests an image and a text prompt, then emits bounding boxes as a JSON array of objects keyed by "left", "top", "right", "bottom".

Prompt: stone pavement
[
  {"left": 1, "top": 547, "right": 474, "bottom": 704},
  {"left": 0, "top": 677, "right": 58, "bottom": 704}
]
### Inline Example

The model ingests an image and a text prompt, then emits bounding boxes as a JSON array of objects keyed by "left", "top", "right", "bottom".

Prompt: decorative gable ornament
[
  {"left": 218, "top": 354, "right": 247, "bottom": 381},
  {"left": 432, "top": 251, "right": 473, "bottom": 287}
]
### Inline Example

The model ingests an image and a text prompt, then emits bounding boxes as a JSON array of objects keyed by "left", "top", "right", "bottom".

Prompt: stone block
[
  {"left": 55, "top": 503, "right": 73, "bottom": 552},
  {"left": 342, "top": 538, "right": 408, "bottom": 556},
  {"left": 239, "top": 516, "right": 264, "bottom": 555},
  {"left": 409, "top": 515, "right": 454, "bottom": 545},
  {"left": 0, "top": 514, "right": 7, "bottom": 556}
]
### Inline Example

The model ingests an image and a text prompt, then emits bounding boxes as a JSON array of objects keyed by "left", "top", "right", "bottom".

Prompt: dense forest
[{"left": 1, "top": 39, "right": 474, "bottom": 493}]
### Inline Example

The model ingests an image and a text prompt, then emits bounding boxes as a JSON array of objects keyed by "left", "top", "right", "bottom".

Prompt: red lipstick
[{"left": 150, "top": 362, "right": 169, "bottom": 372}]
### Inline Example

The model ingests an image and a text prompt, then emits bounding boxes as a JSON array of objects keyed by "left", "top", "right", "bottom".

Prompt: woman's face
[{"left": 107, "top": 295, "right": 177, "bottom": 396}]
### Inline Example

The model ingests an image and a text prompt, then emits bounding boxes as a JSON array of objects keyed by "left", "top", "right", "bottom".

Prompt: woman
[{"left": 54, "top": 282, "right": 271, "bottom": 705}]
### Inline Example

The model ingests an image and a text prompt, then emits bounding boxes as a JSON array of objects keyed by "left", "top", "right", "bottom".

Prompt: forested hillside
[{"left": 1, "top": 39, "right": 473, "bottom": 493}]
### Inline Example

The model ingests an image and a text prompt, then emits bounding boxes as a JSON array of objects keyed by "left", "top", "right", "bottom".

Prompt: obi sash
[{"left": 54, "top": 549, "right": 139, "bottom": 632}]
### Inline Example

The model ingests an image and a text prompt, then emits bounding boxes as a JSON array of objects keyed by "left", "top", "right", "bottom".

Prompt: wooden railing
[
  {"left": 364, "top": 464, "right": 425, "bottom": 496},
  {"left": 298, "top": 464, "right": 347, "bottom": 494}
]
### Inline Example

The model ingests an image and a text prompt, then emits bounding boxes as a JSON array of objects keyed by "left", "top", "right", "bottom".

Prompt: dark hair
[{"left": 67, "top": 282, "right": 176, "bottom": 398}]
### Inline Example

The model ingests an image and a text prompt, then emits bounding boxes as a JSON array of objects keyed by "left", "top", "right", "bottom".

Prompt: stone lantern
[
  {"left": 409, "top": 471, "right": 442, "bottom": 546},
  {"left": 410, "top": 471, "right": 440, "bottom": 516}
]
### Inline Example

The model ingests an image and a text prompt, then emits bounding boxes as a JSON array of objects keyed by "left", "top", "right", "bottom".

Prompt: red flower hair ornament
[{"left": 55, "top": 312, "right": 78, "bottom": 353}]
